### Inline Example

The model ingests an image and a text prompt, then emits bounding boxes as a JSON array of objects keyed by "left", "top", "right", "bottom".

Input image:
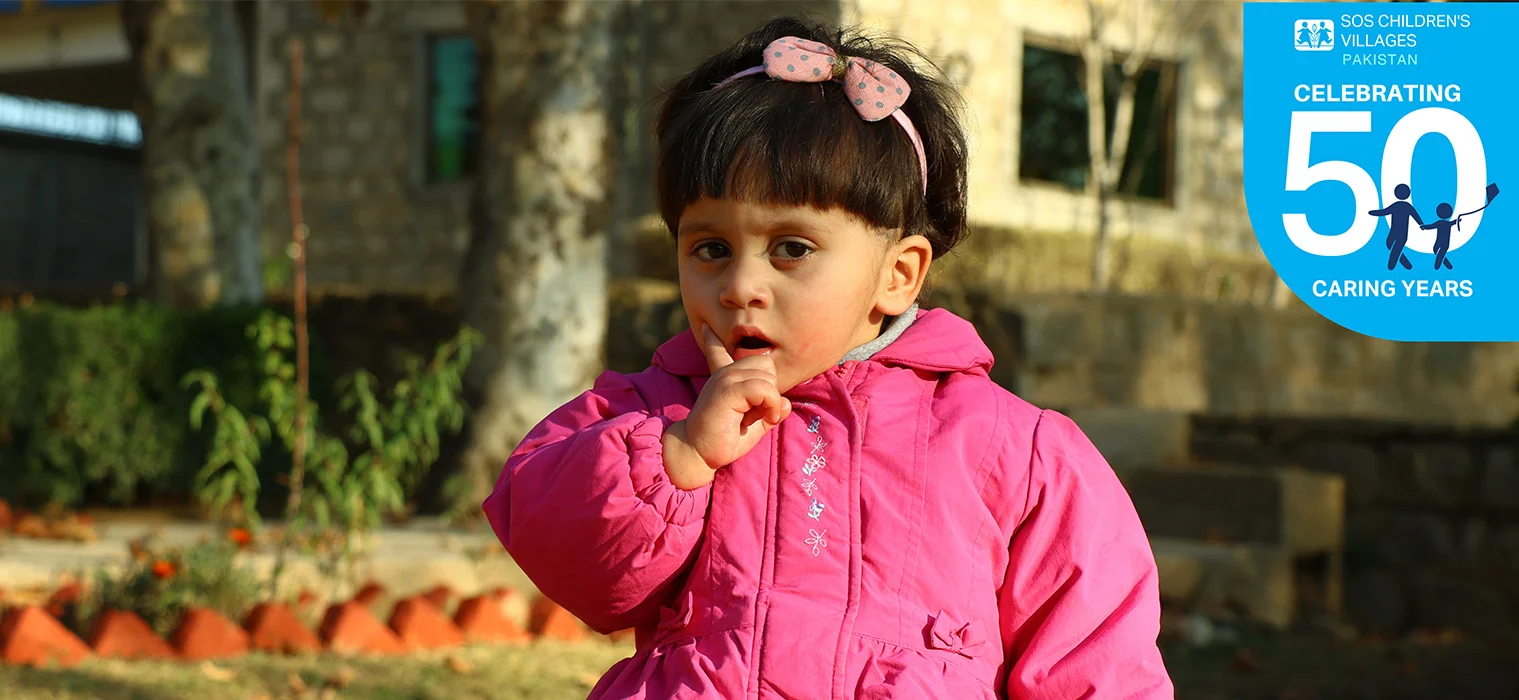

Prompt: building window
[
  {"left": 1018, "top": 43, "right": 1177, "bottom": 202},
  {"left": 425, "top": 34, "right": 479, "bottom": 183}
]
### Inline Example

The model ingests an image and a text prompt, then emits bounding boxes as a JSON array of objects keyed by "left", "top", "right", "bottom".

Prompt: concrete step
[
  {"left": 1066, "top": 408, "right": 1193, "bottom": 474},
  {"left": 1151, "top": 537, "right": 1295, "bottom": 629},
  {"left": 1122, "top": 463, "right": 1345, "bottom": 555},
  {"left": 1130, "top": 464, "right": 1346, "bottom": 627}
]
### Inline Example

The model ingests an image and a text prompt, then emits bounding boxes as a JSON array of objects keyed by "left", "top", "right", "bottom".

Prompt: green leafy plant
[{"left": 183, "top": 310, "right": 481, "bottom": 590}]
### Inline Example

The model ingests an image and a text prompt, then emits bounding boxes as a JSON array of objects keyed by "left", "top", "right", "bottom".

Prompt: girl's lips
[
  {"left": 732, "top": 345, "right": 775, "bottom": 361},
  {"left": 728, "top": 326, "right": 775, "bottom": 361}
]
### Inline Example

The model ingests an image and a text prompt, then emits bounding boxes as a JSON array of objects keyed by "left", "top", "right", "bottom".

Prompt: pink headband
[{"left": 714, "top": 36, "right": 928, "bottom": 194}]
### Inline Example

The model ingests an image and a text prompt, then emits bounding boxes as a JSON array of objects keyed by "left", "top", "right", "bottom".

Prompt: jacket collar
[{"left": 650, "top": 307, "right": 994, "bottom": 377}]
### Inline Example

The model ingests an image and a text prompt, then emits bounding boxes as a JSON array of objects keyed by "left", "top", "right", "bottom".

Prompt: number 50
[{"left": 1283, "top": 108, "right": 1487, "bottom": 256}]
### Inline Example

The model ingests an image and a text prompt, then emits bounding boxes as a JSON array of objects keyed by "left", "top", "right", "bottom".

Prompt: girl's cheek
[{"left": 789, "top": 332, "right": 823, "bottom": 361}]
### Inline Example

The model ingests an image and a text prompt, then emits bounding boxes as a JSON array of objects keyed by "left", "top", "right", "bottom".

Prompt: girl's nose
[{"left": 719, "top": 260, "right": 771, "bottom": 310}]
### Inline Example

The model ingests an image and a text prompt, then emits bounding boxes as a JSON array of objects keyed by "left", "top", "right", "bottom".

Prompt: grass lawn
[
  {"left": 3, "top": 632, "right": 1515, "bottom": 699},
  {"left": 0, "top": 640, "right": 634, "bottom": 700}
]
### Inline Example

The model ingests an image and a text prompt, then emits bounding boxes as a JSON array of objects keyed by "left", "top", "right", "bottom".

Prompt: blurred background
[{"left": 0, "top": 0, "right": 1515, "bottom": 698}]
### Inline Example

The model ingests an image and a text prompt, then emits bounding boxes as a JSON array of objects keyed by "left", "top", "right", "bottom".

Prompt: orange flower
[
  {"left": 151, "top": 560, "right": 176, "bottom": 579},
  {"left": 228, "top": 527, "right": 253, "bottom": 549}
]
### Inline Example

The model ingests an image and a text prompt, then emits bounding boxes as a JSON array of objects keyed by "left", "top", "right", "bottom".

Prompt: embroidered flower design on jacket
[
  {"left": 806, "top": 528, "right": 828, "bottom": 556},
  {"left": 799, "top": 410, "right": 829, "bottom": 556},
  {"left": 800, "top": 477, "right": 817, "bottom": 497}
]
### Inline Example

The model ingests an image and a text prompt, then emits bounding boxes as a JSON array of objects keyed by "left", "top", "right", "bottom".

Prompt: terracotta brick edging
[
  {"left": 320, "top": 601, "right": 406, "bottom": 656},
  {"left": 353, "top": 582, "right": 386, "bottom": 608},
  {"left": 89, "top": 610, "right": 176, "bottom": 660},
  {"left": 0, "top": 586, "right": 604, "bottom": 668},
  {"left": 389, "top": 597, "right": 465, "bottom": 650},
  {"left": 531, "top": 596, "right": 589, "bottom": 642},
  {"left": 244, "top": 603, "right": 321, "bottom": 655},
  {"left": 172, "top": 608, "right": 251, "bottom": 661},
  {"left": 422, "top": 585, "right": 455, "bottom": 611},
  {"left": 454, "top": 595, "right": 530, "bottom": 645},
  {"left": 0, "top": 606, "right": 91, "bottom": 667}
]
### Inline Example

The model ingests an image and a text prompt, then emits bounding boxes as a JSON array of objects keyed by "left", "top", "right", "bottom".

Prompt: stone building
[{"left": 0, "top": 0, "right": 1263, "bottom": 300}]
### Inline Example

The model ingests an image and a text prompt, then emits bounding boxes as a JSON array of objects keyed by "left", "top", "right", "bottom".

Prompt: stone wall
[
  {"left": 254, "top": 0, "right": 474, "bottom": 297},
  {"left": 252, "top": 0, "right": 840, "bottom": 297},
  {"left": 1190, "top": 416, "right": 1519, "bottom": 641},
  {"left": 248, "top": 0, "right": 1265, "bottom": 299},
  {"left": 971, "top": 292, "right": 1519, "bottom": 429},
  {"left": 607, "top": 278, "right": 1519, "bottom": 429}
]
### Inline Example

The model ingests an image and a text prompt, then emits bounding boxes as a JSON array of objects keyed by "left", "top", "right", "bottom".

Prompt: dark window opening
[
  {"left": 1018, "top": 43, "right": 1178, "bottom": 202},
  {"left": 425, "top": 34, "right": 480, "bottom": 183}
]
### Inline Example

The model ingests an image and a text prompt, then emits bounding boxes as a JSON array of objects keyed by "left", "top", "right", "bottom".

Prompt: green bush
[
  {"left": 0, "top": 301, "right": 333, "bottom": 509},
  {"left": 0, "top": 298, "right": 473, "bottom": 522}
]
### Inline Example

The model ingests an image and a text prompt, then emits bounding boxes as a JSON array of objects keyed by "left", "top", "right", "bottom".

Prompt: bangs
[{"left": 656, "top": 79, "right": 925, "bottom": 236}]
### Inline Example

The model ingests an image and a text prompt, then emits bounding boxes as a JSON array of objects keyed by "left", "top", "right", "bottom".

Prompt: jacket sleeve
[
  {"left": 482, "top": 369, "right": 711, "bottom": 634},
  {"left": 999, "top": 410, "right": 1174, "bottom": 700}
]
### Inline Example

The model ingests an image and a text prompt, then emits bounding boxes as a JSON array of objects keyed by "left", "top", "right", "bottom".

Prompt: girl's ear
[{"left": 876, "top": 234, "right": 933, "bottom": 316}]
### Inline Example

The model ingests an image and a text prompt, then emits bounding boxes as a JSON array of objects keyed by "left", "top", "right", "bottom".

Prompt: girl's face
[{"left": 677, "top": 197, "right": 930, "bottom": 393}]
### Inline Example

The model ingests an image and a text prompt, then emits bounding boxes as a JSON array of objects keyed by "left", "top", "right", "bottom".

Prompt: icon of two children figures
[{"left": 1368, "top": 182, "right": 1500, "bottom": 271}]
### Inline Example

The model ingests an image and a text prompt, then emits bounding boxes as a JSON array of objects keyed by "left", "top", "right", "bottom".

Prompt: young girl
[{"left": 485, "top": 17, "right": 1173, "bottom": 699}]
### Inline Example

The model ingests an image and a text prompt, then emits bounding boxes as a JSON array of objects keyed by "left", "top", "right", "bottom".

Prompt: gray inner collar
[{"left": 838, "top": 303, "right": 919, "bottom": 365}]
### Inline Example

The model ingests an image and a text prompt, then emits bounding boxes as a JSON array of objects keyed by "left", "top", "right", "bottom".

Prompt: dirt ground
[
  {"left": 1161, "top": 629, "right": 1519, "bottom": 700},
  {"left": 3, "top": 628, "right": 1516, "bottom": 700}
]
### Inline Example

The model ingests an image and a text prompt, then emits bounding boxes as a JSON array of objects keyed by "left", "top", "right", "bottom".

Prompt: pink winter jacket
[{"left": 484, "top": 308, "right": 1174, "bottom": 699}]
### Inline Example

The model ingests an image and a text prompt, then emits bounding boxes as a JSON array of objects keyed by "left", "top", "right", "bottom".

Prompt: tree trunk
[
  {"left": 124, "top": 0, "right": 263, "bottom": 309},
  {"left": 1082, "top": 36, "right": 1115, "bottom": 293},
  {"left": 455, "top": 1, "right": 625, "bottom": 510},
  {"left": 1085, "top": 0, "right": 1156, "bottom": 294}
]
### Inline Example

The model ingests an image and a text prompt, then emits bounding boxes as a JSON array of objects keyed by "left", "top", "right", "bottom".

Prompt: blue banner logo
[{"left": 1244, "top": 2, "right": 1513, "bottom": 341}]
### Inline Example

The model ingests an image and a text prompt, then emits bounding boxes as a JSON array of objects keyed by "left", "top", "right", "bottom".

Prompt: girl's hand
[{"left": 662, "top": 325, "right": 792, "bottom": 489}]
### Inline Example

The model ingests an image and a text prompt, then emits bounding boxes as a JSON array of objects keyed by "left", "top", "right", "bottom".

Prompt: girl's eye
[
  {"left": 774, "top": 241, "right": 814, "bottom": 260},
  {"left": 691, "top": 241, "right": 730, "bottom": 262}
]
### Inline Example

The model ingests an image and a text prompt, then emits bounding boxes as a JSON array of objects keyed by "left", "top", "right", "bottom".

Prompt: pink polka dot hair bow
[{"left": 716, "top": 36, "right": 928, "bottom": 193}]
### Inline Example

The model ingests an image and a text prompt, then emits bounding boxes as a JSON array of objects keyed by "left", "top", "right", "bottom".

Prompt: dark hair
[{"left": 654, "top": 17, "right": 969, "bottom": 259}]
